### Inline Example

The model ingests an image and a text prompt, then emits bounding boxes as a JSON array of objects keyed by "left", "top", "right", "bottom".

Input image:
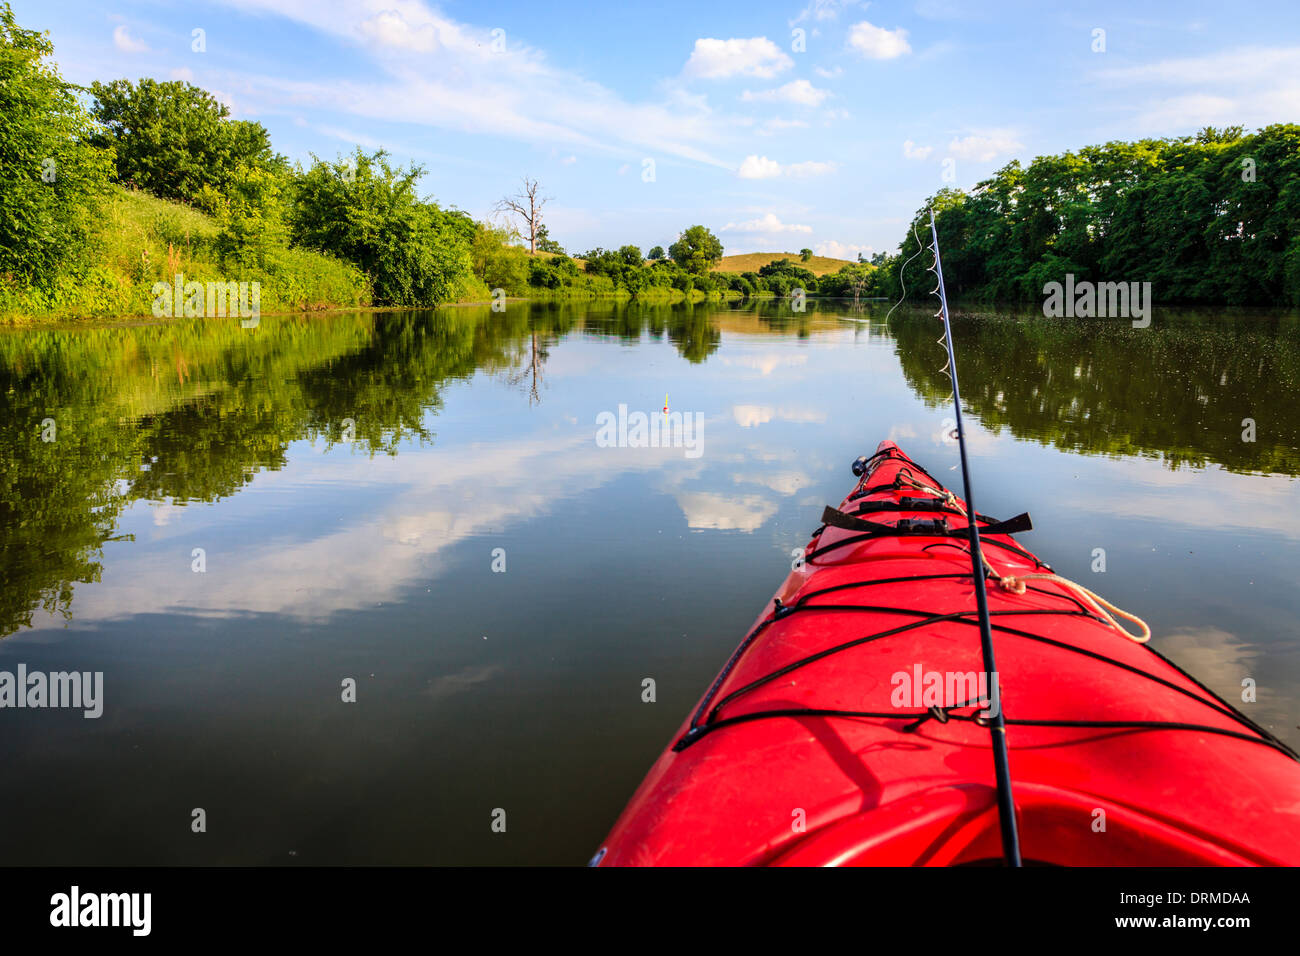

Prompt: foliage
[
  {"left": 817, "top": 262, "right": 879, "bottom": 297},
  {"left": 1, "top": 186, "right": 368, "bottom": 322},
  {"left": 471, "top": 223, "right": 531, "bottom": 294},
  {"left": 878, "top": 126, "right": 1300, "bottom": 305},
  {"left": 290, "top": 149, "right": 472, "bottom": 306},
  {"left": 89, "top": 78, "right": 283, "bottom": 204},
  {"left": 0, "top": 3, "right": 114, "bottom": 289},
  {"left": 198, "top": 164, "right": 289, "bottom": 266},
  {"left": 535, "top": 225, "right": 564, "bottom": 254},
  {"left": 669, "top": 225, "right": 724, "bottom": 275}
]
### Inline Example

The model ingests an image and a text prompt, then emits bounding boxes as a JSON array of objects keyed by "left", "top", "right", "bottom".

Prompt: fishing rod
[{"left": 926, "top": 208, "right": 1023, "bottom": 867}]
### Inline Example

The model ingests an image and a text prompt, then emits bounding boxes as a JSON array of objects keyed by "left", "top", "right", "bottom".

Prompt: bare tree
[
  {"left": 506, "top": 331, "right": 548, "bottom": 405},
  {"left": 494, "top": 178, "right": 551, "bottom": 254}
]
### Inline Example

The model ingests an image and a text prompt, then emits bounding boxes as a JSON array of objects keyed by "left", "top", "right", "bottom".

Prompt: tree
[
  {"left": 494, "top": 177, "right": 551, "bottom": 254},
  {"left": 668, "top": 225, "right": 723, "bottom": 276},
  {"left": 200, "top": 164, "right": 287, "bottom": 266},
  {"left": 535, "top": 224, "right": 564, "bottom": 254},
  {"left": 800, "top": 248, "right": 813, "bottom": 262},
  {"left": 647, "top": 245, "right": 665, "bottom": 260},
  {"left": 0, "top": 3, "right": 113, "bottom": 288},
  {"left": 471, "top": 223, "right": 530, "bottom": 293},
  {"left": 291, "top": 149, "right": 472, "bottom": 306},
  {"left": 89, "top": 78, "right": 282, "bottom": 204},
  {"left": 878, "top": 127, "right": 1300, "bottom": 306}
]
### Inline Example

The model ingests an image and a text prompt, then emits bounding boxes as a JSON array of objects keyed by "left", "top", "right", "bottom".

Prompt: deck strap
[{"left": 820, "top": 505, "right": 1032, "bottom": 538}]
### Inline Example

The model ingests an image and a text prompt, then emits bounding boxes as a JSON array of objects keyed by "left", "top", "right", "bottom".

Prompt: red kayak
[{"left": 595, "top": 441, "right": 1300, "bottom": 866}]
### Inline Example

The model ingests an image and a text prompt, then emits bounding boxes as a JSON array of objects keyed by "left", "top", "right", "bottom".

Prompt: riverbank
[
  {"left": 0, "top": 187, "right": 377, "bottom": 326},
  {"left": 0, "top": 189, "right": 748, "bottom": 327}
]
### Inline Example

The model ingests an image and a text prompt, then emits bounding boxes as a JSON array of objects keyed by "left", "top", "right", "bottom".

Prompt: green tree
[
  {"left": 0, "top": 3, "right": 113, "bottom": 288},
  {"left": 471, "top": 223, "right": 530, "bottom": 294},
  {"left": 669, "top": 225, "right": 723, "bottom": 275},
  {"left": 291, "top": 149, "right": 472, "bottom": 306},
  {"left": 198, "top": 164, "right": 288, "bottom": 266},
  {"left": 647, "top": 245, "right": 665, "bottom": 260},
  {"left": 89, "top": 78, "right": 281, "bottom": 204},
  {"left": 884, "top": 126, "right": 1300, "bottom": 307},
  {"left": 535, "top": 224, "right": 564, "bottom": 254},
  {"left": 800, "top": 248, "right": 813, "bottom": 262}
]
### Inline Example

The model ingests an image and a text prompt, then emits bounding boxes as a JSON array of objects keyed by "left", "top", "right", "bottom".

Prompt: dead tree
[
  {"left": 506, "top": 331, "right": 548, "bottom": 405},
  {"left": 494, "top": 178, "right": 551, "bottom": 254}
]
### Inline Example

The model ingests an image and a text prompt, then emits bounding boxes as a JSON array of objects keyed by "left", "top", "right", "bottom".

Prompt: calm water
[{"left": 2, "top": 300, "right": 1299, "bottom": 865}]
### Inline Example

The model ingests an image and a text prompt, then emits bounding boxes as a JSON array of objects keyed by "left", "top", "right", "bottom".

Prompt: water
[{"left": 1, "top": 300, "right": 1298, "bottom": 864}]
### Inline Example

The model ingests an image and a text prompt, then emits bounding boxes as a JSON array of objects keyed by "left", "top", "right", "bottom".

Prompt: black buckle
[{"left": 896, "top": 517, "right": 948, "bottom": 534}]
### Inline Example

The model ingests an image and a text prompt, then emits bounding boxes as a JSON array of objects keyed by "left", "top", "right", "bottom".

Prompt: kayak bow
[{"left": 595, "top": 442, "right": 1300, "bottom": 866}]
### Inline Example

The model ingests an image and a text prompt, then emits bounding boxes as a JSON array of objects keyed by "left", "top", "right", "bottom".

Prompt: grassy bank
[
  {"left": 0, "top": 187, "right": 372, "bottom": 325},
  {"left": 0, "top": 188, "right": 748, "bottom": 325}
]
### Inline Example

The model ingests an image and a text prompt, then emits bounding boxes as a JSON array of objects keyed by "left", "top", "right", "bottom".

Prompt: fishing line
[
  {"left": 883, "top": 216, "right": 928, "bottom": 324},
  {"left": 926, "top": 208, "right": 1023, "bottom": 866}
]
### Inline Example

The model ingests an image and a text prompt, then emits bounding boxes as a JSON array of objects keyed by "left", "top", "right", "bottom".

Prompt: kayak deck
[{"left": 596, "top": 441, "right": 1300, "bottom": 866}]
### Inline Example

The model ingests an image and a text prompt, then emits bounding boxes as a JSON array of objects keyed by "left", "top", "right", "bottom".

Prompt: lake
[{"left": 2, "top": 300, "right": 1298, "bottom": 864}]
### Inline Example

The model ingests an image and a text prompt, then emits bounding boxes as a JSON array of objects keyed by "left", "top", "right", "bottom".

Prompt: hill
[{"left": 715, "top": 252, "right": 856, "bottom": 277}]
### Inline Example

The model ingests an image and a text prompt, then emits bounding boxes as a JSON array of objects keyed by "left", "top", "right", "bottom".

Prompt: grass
[
  {"left": 715, "top": 252, "right": 855, "bottom": 277},
  {"left": 0, "top": 187, "right": 371, "bottom": 324}
]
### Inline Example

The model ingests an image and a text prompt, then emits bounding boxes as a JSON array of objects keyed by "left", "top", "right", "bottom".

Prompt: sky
[{"left": 14, "top": 0, "right": 1300, "bottom": 259}]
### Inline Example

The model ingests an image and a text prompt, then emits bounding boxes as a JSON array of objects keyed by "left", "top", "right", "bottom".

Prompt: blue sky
[{"left": 15, "top": 0, "right": 1300, "bottom": 258}]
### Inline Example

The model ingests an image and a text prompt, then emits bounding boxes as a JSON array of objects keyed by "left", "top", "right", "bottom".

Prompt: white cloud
[
  {"left": 785, "top": 159, "right": 837, "bottom": 177},
  {"left": 560, "top": 154, "right": 577, "bottom": 165},
  {"left": 357, "top": 9, "right": 440, "bottom": 52},
  {"left": 733, "top": 470, "right": 811, "bottom": 495},
  {"left": 684, "top": 37, "right": 793, "bottom": 79},
  {"left": 737, "top": 155, "right": 783, "bottom": 179},
  {"left": 675, "top": 492, "right": 777, "bottom": 532},
  {"left": 205, "top": 1, "right": 734, "bottom": 169},
  {"left": 721, "top": 212, "right": 813, "bottom": 234},
  {"left": 814, "top": 65, "right": 843, "bottom": 78},
  {"left": 736, "top": 155, "right": 836, "bottom": 178},
  {"left": 210, "top": 89, "right": 237, "bottom": 112},
  {"left": 847, "top": 21, "right": 911, "bottom": 59},
  {"left": 742, "top": 79, "right": 830, "bottom": 107},
  {"left": 757, "top": 117, "right": 810, "bottom": 135},
  {"left": 170, "top": 67, "right": 194, "bottom": 82},
  {"left": 1093, "top": 46, "right": 1300, "bottom": 133},
  {"left": 902, "top": 139, "right": 933, "bottom": 160},
  {"left": 815, "top": 240, "right": 872, "bottom": 259},
  {"left": 113, "top": 25, "right": 148, "bottom": 53},
  {"left": 720, "top": 353, "right": 809, "bottom": 375},
  {"left": 317, "top": 125, "right": 386, "bottom": 149},
  {"left": 731, "top": 404, "right": 827, "bottom": 426},
  {"left": 733, "top": 405, "right": 775, "bottom": 427},
  {"left": 946, "top": 129, "right": 1023, "bottom": 161},
  {"left": 791, "top": 0, "right": 865, "bottom": 26}
]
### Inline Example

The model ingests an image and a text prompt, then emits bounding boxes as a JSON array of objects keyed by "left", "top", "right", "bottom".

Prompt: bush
[
  {"left": 0, "top": 3, "right": 114, "bottom": 289},
  {"left": 290, "top": 149, "right": 471, "bottom": 306}
]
